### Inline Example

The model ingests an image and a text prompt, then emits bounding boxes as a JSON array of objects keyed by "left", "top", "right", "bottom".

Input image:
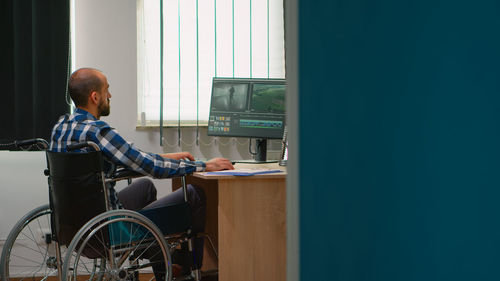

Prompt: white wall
[
  {"left": 73, "top": 0, "right": 174, "bottom": 194},
  {"left": 0, "top": 152, "right": 48, "bottom": 239},
  {"left": 0, "top": 0, "right": 281, "bottom": 241}
]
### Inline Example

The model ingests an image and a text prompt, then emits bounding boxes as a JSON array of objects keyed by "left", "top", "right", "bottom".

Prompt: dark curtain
[{"left": 0, "top": 0, "right": 70, "bottom": 146}]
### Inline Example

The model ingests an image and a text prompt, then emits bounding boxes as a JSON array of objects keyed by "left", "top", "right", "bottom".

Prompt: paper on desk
[{"left": 205, "top": 168, "right": 283, "bottom": 176}]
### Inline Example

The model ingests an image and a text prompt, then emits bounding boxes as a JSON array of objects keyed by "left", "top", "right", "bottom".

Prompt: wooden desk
[{"left": 173, "top": 163, "right": 286, "bottom": 281}]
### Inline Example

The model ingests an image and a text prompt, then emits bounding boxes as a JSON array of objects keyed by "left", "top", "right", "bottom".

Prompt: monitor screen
[{"left": 208, "top": 78, "right": 286, "bottom": 139}]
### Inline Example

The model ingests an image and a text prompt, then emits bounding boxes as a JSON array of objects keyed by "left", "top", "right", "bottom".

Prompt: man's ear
[{"left": 89, "top": 91, "right": 99, "bottom": 105}]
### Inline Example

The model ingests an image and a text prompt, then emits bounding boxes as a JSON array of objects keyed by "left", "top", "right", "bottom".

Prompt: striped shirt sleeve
[{"left": 93, "top": 125, "right": 205, "bottom": 178}]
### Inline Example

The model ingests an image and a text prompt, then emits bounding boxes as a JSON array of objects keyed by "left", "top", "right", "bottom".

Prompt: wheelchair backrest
[{"left": 46, "top": 150, "right": 108, "bottom": 246}]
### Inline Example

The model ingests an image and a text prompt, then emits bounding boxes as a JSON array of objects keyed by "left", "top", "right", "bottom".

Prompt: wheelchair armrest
[
  {"left": 15, "top": 138, "right": 49, "bottom": 150},
  {"left": 110, "top": 168, "right": 144, "bottom": 181},
  {"left": 68, "top": 141, "right": 100, "bottom": 152},
  {"left": 111, "top": 169, "right": 193, "bottom": 181}
]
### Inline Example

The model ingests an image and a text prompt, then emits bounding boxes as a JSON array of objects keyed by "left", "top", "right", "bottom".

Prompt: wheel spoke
[
  {"left": 62, "top": 210, "right": 171, "bottom": 281},
  {"left": 25, "top": 222, "right": 45, "bottom": 256}
]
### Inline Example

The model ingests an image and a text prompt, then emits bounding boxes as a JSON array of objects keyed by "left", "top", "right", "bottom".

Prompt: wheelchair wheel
[
  {"left": 63, "top": 209, "right": 172, "bottom": 281},
  {"left": 0, "top": 204, "right": 106, "bottom": 281}
]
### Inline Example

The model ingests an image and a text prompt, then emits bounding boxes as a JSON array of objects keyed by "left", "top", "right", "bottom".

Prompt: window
[{"left": 137, "top": 0, "right": 285, "bottom": 127}]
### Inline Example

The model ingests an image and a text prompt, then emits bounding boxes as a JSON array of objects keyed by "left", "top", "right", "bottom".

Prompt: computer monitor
[{"left": 208, "top": 78, "right": 286, "bottom": 161}]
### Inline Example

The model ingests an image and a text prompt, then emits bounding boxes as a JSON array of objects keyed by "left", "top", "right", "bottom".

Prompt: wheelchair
[{"left": 0, "top": 139, "right": 218, "bottom": 281}]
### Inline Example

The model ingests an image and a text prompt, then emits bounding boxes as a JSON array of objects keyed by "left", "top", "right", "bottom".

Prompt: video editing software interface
[{"left": 208, "top": 78, "right": 286, "bottom": 139}]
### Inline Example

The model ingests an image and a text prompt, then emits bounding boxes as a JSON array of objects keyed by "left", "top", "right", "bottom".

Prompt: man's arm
[
  {"left": 96, "top": 127, "right": 204, "bottom": 178},
  {"left": 160, "top": 153, "right": 234, "bottom": 171},
  {"left": 161, "top": 152, "right": 195, "bottom": 161},
  {"left": 204, "top": 158, "right": 234, "bottom": 171}
]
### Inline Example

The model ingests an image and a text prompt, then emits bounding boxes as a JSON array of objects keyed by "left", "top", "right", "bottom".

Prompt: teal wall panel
[{"left": 298, "top": 1, "right": 500, "bottom": 280}]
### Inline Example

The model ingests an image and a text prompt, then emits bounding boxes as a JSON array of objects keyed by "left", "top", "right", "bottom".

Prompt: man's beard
[{"left": 98, "top": 99, "right": 110, "bottom": 117}]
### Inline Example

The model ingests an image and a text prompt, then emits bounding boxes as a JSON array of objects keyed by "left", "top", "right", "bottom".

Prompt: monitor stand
[
  {"left": 233, "top": 139, "right": 279, "bottom": 164},
  {"left": 255, "top": 139, "right": 267, "bottom": 162}
]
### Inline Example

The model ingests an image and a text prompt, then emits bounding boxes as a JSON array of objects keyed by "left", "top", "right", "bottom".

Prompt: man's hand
[
  {"left": 161, "top": 152, "right": 195, "bottom": 161},
  {"left": 205, "top": 158, "right": 234, "bottom": 171}
]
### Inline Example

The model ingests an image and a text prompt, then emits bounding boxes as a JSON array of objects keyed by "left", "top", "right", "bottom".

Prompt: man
[{"left": 50, "top": 68, "right": 233, "bottom": 279}]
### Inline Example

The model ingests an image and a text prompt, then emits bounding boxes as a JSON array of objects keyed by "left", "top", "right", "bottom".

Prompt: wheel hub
[
  {"left": 46, "top": 256, "right": 58, "bottom": 269},
  {"left": 118, "top": 269, "right": 127, "bottom": 279}
]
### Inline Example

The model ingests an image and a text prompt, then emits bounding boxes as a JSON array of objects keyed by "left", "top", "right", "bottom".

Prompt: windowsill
[{"left": 136, "top": 121, "right": 209, "bottom": 129}]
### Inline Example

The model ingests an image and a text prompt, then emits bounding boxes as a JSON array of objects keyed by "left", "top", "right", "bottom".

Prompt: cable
[
  {"left": 250, "top": 0, "right": 252, "bottom": 77},
  {"left": 19, "top": 143, "right": 46, "bottom": 151},
  {"left": 65, "top": 0, "right": 73, "bottom": 107},
  {"left": 162, "top": 136, "right": 250, "bottom": 148},
  {"left": 234, "top": 138, "right": 249, "bottom": 146},
  {"left": 159, "top": 0, "right": 165, "bottom": 146},
  {"left": 196, "top": 0, "right": 200, "bottom": 146},
  {"left": 162, "top": 137, "right": 180, "bottom": 148},
  {"left": 214, "top": 0, "right": 217, "bottom": 76},
  {"left": 198, "top": 137, "right": 217, "bottom": 146},
  {"left": 216, "top": 138, "right": 231, "bottom": 146},
  {"left": 179, "top": 138, "right": 197, "bottom": 147},
  {"left": 0, "top": 142, "right": 16, "bottom": 148},
  {"left": 248, "top": 138, "right": 259, "bottom": 156},
  {"left": 162, "top": 137, "right": 197, "bottom": 148},
  {"left": 177, "top": 0, "right": 181, "bottom": 147},
  {"left": 0, "top": 141, "right": 47, "bottom": 151}
]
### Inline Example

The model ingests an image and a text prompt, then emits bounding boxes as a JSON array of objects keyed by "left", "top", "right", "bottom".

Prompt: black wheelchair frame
[{"left": 0, "top": 139, "right": 218, "bottom": 281}]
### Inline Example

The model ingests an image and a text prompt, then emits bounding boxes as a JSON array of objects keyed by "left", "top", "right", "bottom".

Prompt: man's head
[{"left": 68, "top": 68, "right": 112, "bottom": 119}]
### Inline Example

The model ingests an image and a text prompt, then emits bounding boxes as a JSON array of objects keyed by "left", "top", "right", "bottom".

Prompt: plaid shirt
[
  {"left": 50, "top": 108, "right": 205, "bottom": 207},
  {"left": 50, "top": 108, "right": 205, "bottom": 177}
]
